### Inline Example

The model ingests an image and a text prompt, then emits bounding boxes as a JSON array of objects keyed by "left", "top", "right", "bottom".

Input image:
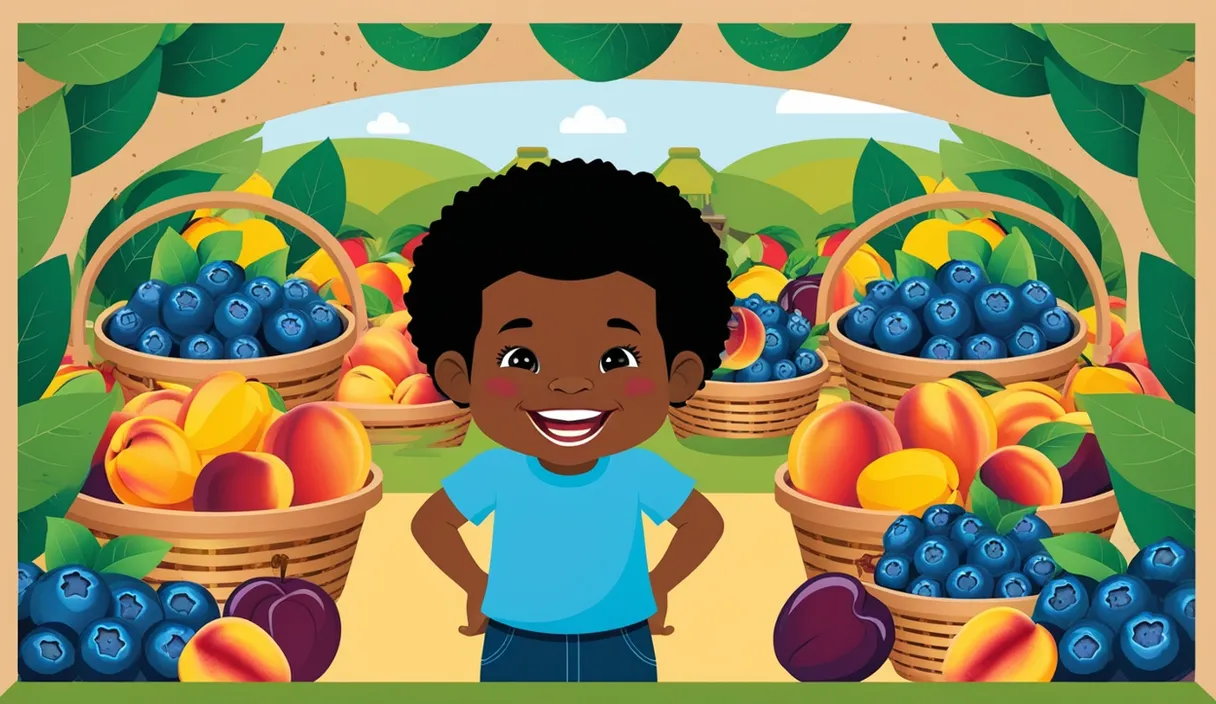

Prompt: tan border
[{"left": 3, "top": 2, "right": 1211, "bottom": 692}]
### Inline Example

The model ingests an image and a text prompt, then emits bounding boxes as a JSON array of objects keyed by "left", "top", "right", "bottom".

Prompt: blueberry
[
  {"left": 160, "top": 284, "right": 215, "bottom": 338},
  {"left": 157, "top": 581, "right": 219, "bottom": 631},
  {"left": 107, "top": 306, "right": 147, "bottom": 348},
  {"left": 793, "top": 349, "right": 823, "bottom": 376},
  {"left": 873, "top": 306, "right": 923, "bottom": 355},
  {"left": 948, "top": 513, "right": 990, "bottom": 551},
  {"left": 757, "top": 302, "right": 788, "bottom": 328},
  {"left": 1034, "top": 575, "right": 1092, "bottom": 632},
  {"left": 875, "top": 555, "right": 913, "bottom": 591},
  {"left": 1006, "top": 513, "right": 1053, "bottom": 561},
  {"left": 733, "top": 298, "right": 748, "bottom": 308},
  {"left": 843, "top": 303, "right": 881, "bottom": 345},
  {"left": 784, "top": 312, "right": 811, "bottom": 349},
  {"left": 920, "top": 335, "right": 962, "bottom": 360},
  {"left": 136, "top": 326, "right": 175, "bottom": 357},
  {"left": 142, "top": 620, "right": 196, "bottom": 682},
  {"left": 1038, "top": 306, "right": 1074, "bottom": 346},
  {"left": 1006, "top": 323, "right": 1047, "bottom": 357},
  {"left": 973, "top": 284, "right": 1022, "bottom": 338},
  {"left": 912, "top": 537, "right": 962, "bottom": 581},
  {"left": 225, "top": 334, "right": 265, "bottom": 360},
  {"left": 129, "top": 279, "right": 169, "bottom": 324},
  {"left": 864, "top": 280, "right": 898, "bottom": 308},
  {"left": 78, "top": 617, "right": 141, "bottom": 681},
  {"left": 181, "top": 333, "right": 223, "bottom": 361},
  {"left": 761, "top": 326, "right": 790, "bottom": 362},
  {"left": 1088, "top": 575, "right": 1158, "bottom": 632},
  {"left": 242, "top": 276, "right": 285, "bottom": 314},
  {"left": 923, "top": 294, "right": 975, "bottom": 339},
  {"left": 213, "top": 293, "right": 264, "bottom": 340},
  {"left": 946, "top": 565, "right": 994, "bottom": 599},
  {"left": 1056, "top": 620, "right": 1117, "bottom": 681},
  {"left": 772, "top": 359, "right": 798, "bottom": 381},
  {"left": 735, "top": 357, "right": 772, "bottom": 383},
  {"left": 1128, "top": 538, "right": 1195, "bottom": 586},
  {"left": 906, "top": 577, "right": 944, "bottom": 598},
  {"left": 29, "top": 565, "right": 111, "bottom": 634},
  {"left": 1118, "top": 612, "right": 1182, "bottom": 677},
  {"left": 262, "top": 308, "right": 317, "bottom": 355},
  {"left": 196, "top": 260, "right": 245, "bottom": 300},
  {"left": 963, "top": 333, "right": 1007, "bottom": 360},
  {"left": 18, "top": 562, "right": 44, "bottom": 621},
  {"left": 18, "top": 624, "right": 78, "bottom": 681},
  {"left": 883, "top": 515, "right": 926, "bottom": 555},
  {"left": 896, "top": 276, "right": 940, "bottom": 312},
  {"left": 968, "top": 534, "right": 1020, "bottom": 576},
  {"left": 1017, "top": 280, "right": 1057, "bottom": 319},
  {"left": 282, "top": 277, "right": 321, "bottom": 310},
  {"left": 743, "top": 293, "right": 766, "bottom": 311},
  {"left": 1023, "top": 552, "right": 1060, "bottom": 590},
  {"left": 105, "top": 575, "right": 164, "bottom": 641},
  {"left": 921, "top": 504, "right": 965, "bottom": 536},
  {"left": 936, "top": 259, "right": 990, "bottom": 299},
  {"left": 995, "top": 571, "right": 1035, "bottom": 599}
]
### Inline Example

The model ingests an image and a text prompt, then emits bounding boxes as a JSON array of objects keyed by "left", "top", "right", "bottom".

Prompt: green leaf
[
  {"left": 159, "top": 23, "right": 284, "bottom": 97},
  {"left": 264, "top": 385, "right": 287, "bottom": 413},
  {"left": 932, "top": 24, "right": 1049, "bottom": 97},
  {"left": 808, "top": 256, "right": 830, "bottom": 276},
  {"left": 196, "top": 230, "right": 243, "bottom": 265},
  {"left": 149, "top": 227, "right": 200, "bottom": 285},
  {"left": 532, "top": 24, "right": 681, "bottom": 81},
  {"left": 851, "top": 139, "right": 928, "bottom": 263},
  {"left": 757, "top": 225, "right": 804, "bottom": 253},
  {"left": 1043, "top": 51, "right": 1144, "bottom": 177},
  {"left": 17, "top": 482, "right": 83, "bottom": 562},
  {"left": 18, "top": 392, "right": 114, "bottom": 512},
  {"left": 384, "top": 224, "right": 428, "bottom": 255},
  {"left": 758, "top": 24, "right": 839, "bottom": 39},
  {"left": 1109, "top": 462, "right": 1195, "bottom": 550},
  {"left": 359, "top": 23, "right": 490, "bottom": 72},
  {"left": 18, "top": 90, "right": 72, "bottom": 277},
  {"left": 971, "top": 168, "right": 1069, "bottom": 216},
  {"left": 986, "top": 227, "right": 1037, "bottom": 286},
  {"left": 711, "top": 173, "right": 821, "bottom": 242},
  {"left": 1137, "top": 91, "right": 1196, "bottom": 276},
  {"left": 894, "top": 251, "right": 935, "bottom": 282},
  {"left": 1078, "top": 191, "right": 1125, "bottom": 297},
  {"left": 1041, "top": 24, "right": 1194, "bottom": 84},
  {"left": 968, "top": 476, "right": 1037, "bottom": 534},
  {"left": 783, "top": 248, "right": 816, "bottom": 279},
  {"left": 362, "top": 285, "right": 394, "bottom": 318},
  {"left": 43, "top": 517, "right": 102, "bottom": 571},
  {"left": 94, "top": 535, "right": 172, "bottom": 578},
  {"left": 375, "top": 251, "right": 409, "bottom": 266},
  {"left": 149, "top": 124, "right": 264, "bottom": 180},
  {"left": 1137, "top": 254, "right": 1194, "bottom": 412},
  {"left": 18, "top": 24, "right": 72, "bottom": 53},
  {"left": 245, "top": 248, "right": 289, "bottom": 283},
  {"left": 743, "top": 235, "right": 765, "bottom": 263},
  {"left": 941, "top": 124, "right": 1079, "bottom": 196},
  {"left": 809, "top": 322, "right": 830, "bottom": 338},
  {"left": 18, "top": 256, "right": 72, "bottom": 406},
  {"left": 947, "top": 230, "right": 993, "bottom": 268},
  {"left": 65, "top": 48, "right": 162, "bottom": 176},
  {"left": 20, "top": 24, "right": 164, "bottom": 85},
  {"left": 401, "top": 23, "right": 480, "bottom": 39},
  {"left": 1083, "top": 393, "right": 1194, "bottom": 509},
  {"left": 268, "top": 138, "right": 346, "bottom": 272},
  {"left": 159, "top": 23, "right": 192, "bottom": 45},
  {"left": 949, "top": 370, "right": 1005, "bottom": 397},
  {"left": 1019, "top": 421, "right": 1087, "bottom": 468},
  {"left": 719, "top": 24, "right": 849, "bottom": 72},
  {"left": 1041, "top": 533, "right": 1127, "bottom": 581},
  {"left": 1063, "top": 195, "right": 1104, "bottom": 277}
]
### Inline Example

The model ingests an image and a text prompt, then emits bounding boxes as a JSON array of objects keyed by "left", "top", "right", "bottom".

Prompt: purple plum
[
  {"left": 778, "top": 275, "right": 822, "bottom": 323},
  {"left": 773, "top": 573, "right": 895, "bottom": 682}
]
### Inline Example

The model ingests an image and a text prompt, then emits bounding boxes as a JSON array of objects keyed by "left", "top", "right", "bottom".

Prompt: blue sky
[{"left": 261, "top": 80, "right": 959, "bottom": 173}]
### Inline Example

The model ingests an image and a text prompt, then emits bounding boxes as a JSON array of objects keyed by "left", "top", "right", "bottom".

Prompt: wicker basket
[
  {"left": 668, "top": 351, "right": 830, "bottom": 439},
  {"left": 815, "top": 192, "right": 1114, "bottom": 417},
  {"left": 73, "top": 192, "right": 369, "bottom": 408},
  {"left": 65, "top": 466, "right": 384, "bottom": 606},
  {"left": 323, "top": 400, "right": 471, "bottom": 448},
  {"left": 773, "top": 465, "right": 1119, "bottom": 583}
]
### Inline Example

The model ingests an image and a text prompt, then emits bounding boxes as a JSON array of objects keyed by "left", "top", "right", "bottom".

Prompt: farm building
[{"left": 501, "top": 146, "right": 552, "bottom": 173}]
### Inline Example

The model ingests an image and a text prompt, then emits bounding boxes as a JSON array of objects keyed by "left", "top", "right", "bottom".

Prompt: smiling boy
[{"left": 406, "top": 159, "right": 729, "bottom": 683}]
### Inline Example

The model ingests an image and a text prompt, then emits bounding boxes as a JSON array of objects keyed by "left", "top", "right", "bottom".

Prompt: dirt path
[{"left": 325, "top": 494, "right": 1136, "bottom": 682}]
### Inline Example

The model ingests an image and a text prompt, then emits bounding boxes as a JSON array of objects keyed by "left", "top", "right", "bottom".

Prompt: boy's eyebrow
[
  {"left": 607, "top": 318, "right": 640, "bottom": 333},
  {"left": 499, "top": 318, "right": 533, "bottom": 333}
]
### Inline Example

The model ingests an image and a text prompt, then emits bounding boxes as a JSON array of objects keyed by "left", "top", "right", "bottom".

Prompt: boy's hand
[
  {"left": 648, "top": 581, "right": 675, "bottom": 636},
  {"left": 458, "top": 573, "right": 489, "bottom": 636}
]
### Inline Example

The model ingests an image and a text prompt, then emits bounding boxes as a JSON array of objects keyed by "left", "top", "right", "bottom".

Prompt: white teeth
[
  {"left": 549, "top": 428, "right": 593, "bottom": 439},
  {"left": 527, "top": 414, "right": 610, "bottom": 447},
  {"left": 536, "top": 409, "right": 603, "bottom": 422}
]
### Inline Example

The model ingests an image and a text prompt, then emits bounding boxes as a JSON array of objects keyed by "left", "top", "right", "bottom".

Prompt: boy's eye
[
  {"left": 600, "top": 346, "right": 640, "bottom": 373},
  {"left": 499, "top": 346, "right": 539, "bottom": 373}
]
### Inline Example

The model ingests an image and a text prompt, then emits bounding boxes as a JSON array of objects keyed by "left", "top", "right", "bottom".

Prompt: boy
[{"left": 406, "top": 159, "right": 729, "bottom": 683}]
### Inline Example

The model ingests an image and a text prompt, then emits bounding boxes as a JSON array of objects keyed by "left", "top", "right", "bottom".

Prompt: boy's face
[{"left": 432, "top": 272, "right": 705, "bottom": 467}]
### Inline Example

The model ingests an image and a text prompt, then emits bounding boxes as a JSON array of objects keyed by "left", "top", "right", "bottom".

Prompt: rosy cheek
[
  {"left": 625, "top": 377, "right": 656, "bottom": 397},
  {"left": 484, "top": 377, "right": 518, "bottom": 397}
]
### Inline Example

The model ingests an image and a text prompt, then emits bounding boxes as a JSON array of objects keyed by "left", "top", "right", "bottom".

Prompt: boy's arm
[
  {"left": 411, "top": 489, "right": 488, "bottom": 596},
  {"left": 649, "top": 489, "right": 724, "bottom": 596}
]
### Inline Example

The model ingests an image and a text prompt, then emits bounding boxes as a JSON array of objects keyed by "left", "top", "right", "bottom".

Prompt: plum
[
  {"left": 772, "top": 573, "right": 894, "bottom": 682},
  {"left": 778, "top": 275, "right": 821, "bottom": 322}
]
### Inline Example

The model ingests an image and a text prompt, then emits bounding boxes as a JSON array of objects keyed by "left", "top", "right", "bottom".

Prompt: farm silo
[
  {"left": 653, "top": 147, "right": 716, "bottom": 210},
  {"left": 501, "top": 146, "right": 552, "bottom": 173}
]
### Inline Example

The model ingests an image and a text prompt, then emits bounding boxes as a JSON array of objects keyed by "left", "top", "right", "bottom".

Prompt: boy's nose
[{"left": 549, "top": 377, "right": 594, "bottom": 394}]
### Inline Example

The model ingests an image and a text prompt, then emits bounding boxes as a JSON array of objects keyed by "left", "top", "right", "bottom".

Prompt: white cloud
[
  {"left": 775, "top": 90, "right": 905, "bottom": 115},
  {"left": 366, "top": 112, "right": 411, "bottom": 135},
  {"left": 559, "top": 105, "right": 627, "bottom": 134}
]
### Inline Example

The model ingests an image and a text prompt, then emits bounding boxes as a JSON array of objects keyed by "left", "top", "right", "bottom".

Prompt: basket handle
[
  {"left": 70, "top": 191, "right": 368, "bottom": 362},
  {"left": 815, "top": 192, "right": 1111, "bottom": 366}
]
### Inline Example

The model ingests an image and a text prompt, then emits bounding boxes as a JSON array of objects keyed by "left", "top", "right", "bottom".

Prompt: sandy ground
[{"left": 322, "top": 494, "right": 1137, "bottom": 683}]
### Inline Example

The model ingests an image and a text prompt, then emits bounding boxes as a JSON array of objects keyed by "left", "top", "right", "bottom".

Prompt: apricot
[
  {"left": 943, "top": 606, "right": 1057, "bottom": 682},
  {"left": 105, "top": 416, "right": 202, "bottom": 507},
  {"left": 728, "top": 264, "right": 789, "bottom": 302},
  {"left": 978, "top": 445, "right": 1064, "bottom": 506},
  {"left": 386, "top": 261, "right": 412, "bottom": 294},
  {"left": 892, "top": 378, "right": 997, "bottom": 498},
  {"left": 93, "top": 412, "right": 136, "bottom": 468},
  {"left": 330, "top": 262, "right": 405, "bottom": 311},
  {"left": 377, "top": 309, "right": 412, "bottom": 338},
  {"left": 1079, "top": 306, "right": 1126, "bottom": 359},
  {"left": 253, "top": 409, "right": 284, "bottom": 451},
  {"left": 263, "top": 404, "right": 372, "bottom": 506},
  {"left": 1108, "top": 361, "right": 1172, "bottom": 401},
  {"left": 1061, "top": 365, "right": 1141, "bottom": 413},
  {"left": 788, "top": 401, "right": 903, "bottom": 507},
  {"left": 176, "top": 372, "right": 269, "bottom": 455},
  {"left": 984, "top": 388, "right": 1066, "bottom": 447},
  {"left": 346, "top": 327, "right": 423, "bottom": 386},
  {"left": 123, "top": 388, "right": 188, "bottom": 424},
  {"left": 178, "top": 617, "right": 292, "bottom": 682},
  {"left": 1110, "top": 329, "right": 1148, "bottom": 367},
  {"left": 1058, "top": 411, "right": 1093, "bottom": 433},
  {"left": 1002, "top": 381, "right": 1064, "bottom": 404},
  {"left": 393, "top": 373, "right": 444, "bottom": 405},
  {"left": 336, "top": 365, "right": 397, "bottom": 404},
  {"left": 856, "top": 448, "right": 960, "bottom": 514},
  {"left": 194, "top": 452, "right": 294, "bottom": 511},
  {"left": 721, "top": 306, "right": 765, "bottom": 370}
]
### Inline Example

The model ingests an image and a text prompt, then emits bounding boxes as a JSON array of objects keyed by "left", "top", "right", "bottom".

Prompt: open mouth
[{"left": 526, "top": 409, "right": 613, "bottom": 447}]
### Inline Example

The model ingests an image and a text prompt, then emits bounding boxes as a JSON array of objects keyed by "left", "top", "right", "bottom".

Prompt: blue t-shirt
[{"left": 440, "top": 447, "right": 695, "bottom": 635}]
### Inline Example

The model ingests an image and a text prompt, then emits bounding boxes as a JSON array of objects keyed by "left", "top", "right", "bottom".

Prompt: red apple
[
  {"left": 401, "top": 232, "right": 428, "bottom": 262},
  {"left": 757, "top": 235, "right": 789, "bottom": 271},
  {"left": 819, "top": 228, "right": 853, "bottom": 257},
  {"left": 340, "top": 237, "right": 370, "bottom": 268}
]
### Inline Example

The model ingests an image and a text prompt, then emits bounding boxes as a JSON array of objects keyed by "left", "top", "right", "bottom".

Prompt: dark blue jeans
[{"left": 480, "top": 619, "right": 658, "bottom": 682}]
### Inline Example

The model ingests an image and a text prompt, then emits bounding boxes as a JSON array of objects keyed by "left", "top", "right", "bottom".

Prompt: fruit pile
[
  {"left": 712, "top": 294, "right": 824, "bottom": 383},
  {"left": 334, "top": 311, "right": 447, "bottom": 406},
  {"left": 840, "top": 260, "right": 1074, "bottom": 360},
  {"left": 105, "top": 263, "right": 347, "bottom": 360},
  {"left": 82, "top": 371, "right": 373, "bottom": 511}
]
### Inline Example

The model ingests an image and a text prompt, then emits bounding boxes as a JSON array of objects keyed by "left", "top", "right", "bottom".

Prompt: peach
[
  {"left": 893, "top": 379, "right": 997, "bottom": 498},
  {"left": 984, "top": 388, "right": 1066, "bottom": 447},
  {"left": 330, "top": 262, "right": 405, "bottom": 311},
  {"left": 104, "top": 416, "right": 202, "bottom": 507},
  {"left": 788, "top": 401, "right": 903, "bottom": 507},
  {"left": 721, "top": 306, "right": 765, "bottom": 370},
  {"left": 346, "top": 327, "right": 423, "bottom": 386},
  {"left": 856, "top": 448, "right": 961, "bottom": 515},
  {"left": 178, "top": 617, "right": 292, "bottom": 682},
  {"left": 1079, "top": 306, "right": 1126, "bottom": 359},
  {"left": 387, "top": 261, "right": 412, "bottom": 294},
  {"left": 377, "top": 309, "right": 412, "bottom": 338},
  {"left": 123, "top": 388, "right": 188, "bottom": 424},
  {"left": 336, "top": 365, "right": 397, "bottom": 404},
  {"left": 194, "top": 452, "right": 295, "bottom": 511},
  {"left": 393, "top": 373, "right": 444, "bottom": 405},
  {"left": 1061, "top": 365, "right": 1141, "bottom": 413},
  {"left": 154, "top": 380, "right": 193, "bottom": 394},
  {"left": 41, "top": 366, "right": 105, "bottom": 398},
  {"left": 728, "top": 264, "right": 789, "bottom": 302},
  {"left": 1058, "top": 411, "right": 1093, "bottom": 432},
  {"left": 1001, "top": 381, "right": 1064, "bottom": 404},
  {"left": 1108, "top": 361, "right": 1172, "bottom": 401},
  {"left": 176, "top": 372, "right": 269, "bottom": 455},
  {"left": 263, "top": 404, "right": 372, "bottom": 506},
  {"left": 978, "top": 445, "right": 1064, "bottom": 506},
  {"left": 943, "top": 607, "right": 1057, "bottom": 682},
  {"left": 92, "top": 412, "right": 136, "bottom": 468},
  {"left": 1110, "top": 329, "right": 1148, "bottom": 367},
  {"left": 253, "top": 409, "right": 284, "bottom": 452}
]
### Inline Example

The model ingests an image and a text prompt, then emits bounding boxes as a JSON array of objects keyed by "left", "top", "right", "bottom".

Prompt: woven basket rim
[
  {"left": 867, "top": 582, "right": 1038, "bottom": 610},
  {"left": 699, "top": 349, "right": 830, "bottom": 401},
  {"left": 325, "top": 399, "right": 468, "bottom": 423}
]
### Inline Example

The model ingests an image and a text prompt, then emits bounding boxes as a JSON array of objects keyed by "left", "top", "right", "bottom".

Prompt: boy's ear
[
  {"left": 667, "top": 351, "right": 706, "bottom": 405},
  {"left": 433, "top": 351, "right": 472, "bottom": 405}
]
